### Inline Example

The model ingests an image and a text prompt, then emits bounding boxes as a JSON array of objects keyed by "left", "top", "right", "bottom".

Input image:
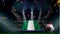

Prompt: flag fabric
[{"left": 22, "top": 20, "right": 40, "bottom": 31}]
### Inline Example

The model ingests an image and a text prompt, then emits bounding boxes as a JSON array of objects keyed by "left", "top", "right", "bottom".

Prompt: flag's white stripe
[{"left": 27, "top": 20, "right": 35, "bottom": 30}]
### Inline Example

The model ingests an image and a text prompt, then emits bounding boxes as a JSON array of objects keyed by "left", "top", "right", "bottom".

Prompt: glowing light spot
[
  {"left": 2, "top": 0, "right": 4, "bottom": 2},
  {"left": 20, "top": 1, "right": 23, "bottom": 3},
  {"left": 16, "top": 0, "right": 19, "bottom": 2},
  {"left": 57, "top": 0, "right": 60, "bottom": 6},
  {"left": 57, "top": 0, "right": 60, "bottom": 3},
  {"left": 44, "top": 16, "right": 47, "bottom": 19},
  {"left": 4, "top": 3, "right": 5, "bottom": 6},
  {"left": 2, "top": 17, "right": 6, "bottom": 19}
]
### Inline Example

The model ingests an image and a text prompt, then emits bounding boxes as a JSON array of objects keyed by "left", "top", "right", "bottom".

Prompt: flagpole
[
  {"left": 22, "top": 9, "right": 26, "bottom": 21},
  {"left": 31, "top": 9, "right": 33, "bottom": 20},
  {"left": 38, "top": 8, "right": 42, "bottom": 23}
]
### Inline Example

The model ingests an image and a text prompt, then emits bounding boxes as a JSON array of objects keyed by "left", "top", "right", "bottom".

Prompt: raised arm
[{"left": 11, "top": 9, "right": 21, "bottom": 21}]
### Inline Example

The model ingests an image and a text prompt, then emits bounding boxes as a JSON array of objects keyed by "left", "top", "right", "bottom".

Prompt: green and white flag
[{"left": 22, "top": 20, "right": 40, "bottom": 30}]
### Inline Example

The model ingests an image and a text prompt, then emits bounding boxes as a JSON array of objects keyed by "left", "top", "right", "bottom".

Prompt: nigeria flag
[{"left": 22, "top": 20, "right": 40, "bottom": 30}]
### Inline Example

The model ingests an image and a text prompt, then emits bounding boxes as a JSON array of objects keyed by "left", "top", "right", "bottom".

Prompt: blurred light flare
[
  {"left": 2, "top": 0, "right": 4, "bottom": 2},
  {"left": 0, "top": 14, "right": 18, "bottom": 32}
]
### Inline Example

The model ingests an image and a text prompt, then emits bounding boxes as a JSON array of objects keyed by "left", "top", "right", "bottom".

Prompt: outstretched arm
[{"left": 11, "top": 9, "right": 21, "bottom": 21}]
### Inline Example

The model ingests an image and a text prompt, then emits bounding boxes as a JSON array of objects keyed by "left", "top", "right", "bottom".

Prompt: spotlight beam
[{"left": 0, "top": 15, "right": 17, "bottom": 32}]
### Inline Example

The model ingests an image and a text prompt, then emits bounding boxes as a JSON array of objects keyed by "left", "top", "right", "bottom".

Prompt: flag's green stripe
[
  {"left": 34, "top": 20, "right": 40, "bottom": 30},
  {"left": 22, "top": 20, "right": 28, "bottom": 30}
]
